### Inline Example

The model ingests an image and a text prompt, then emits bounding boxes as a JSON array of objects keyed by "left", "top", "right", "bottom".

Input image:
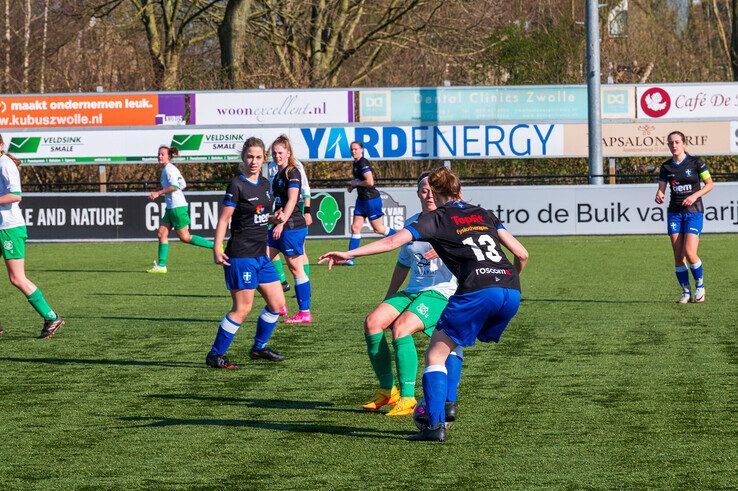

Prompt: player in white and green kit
[
  {"left": 0, "top": 136, "right": 64, "bottom": 338},
  {"left": 147, "top": 146, "right": 214, "bottom": 273},
  {"left": 361, "top": 173, "right": 462, "bottom": 417}
]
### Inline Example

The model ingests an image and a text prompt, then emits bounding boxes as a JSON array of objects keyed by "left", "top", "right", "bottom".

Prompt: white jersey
[
  {"left": 161, "top": 163, "right": 187, "bottom": 209},
  {"left": 266, "top": 159, "right": 311, "bottom": 200},
  {"left": 396, "top": 213, "right": 457, "bottom": 298},
  {"left": 0, "top": 154, "right": 25, "bottom": 230}
]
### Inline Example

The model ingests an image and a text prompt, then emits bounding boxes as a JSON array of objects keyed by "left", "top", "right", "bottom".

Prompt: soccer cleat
[
  {"left": 279, "top": 305, "right": 288, "bottom": 316},
  {"left": 386, "top": 396, "right": 417, "bottom": 417},
  {"left": 407, "top": 424, "right": 446, "bottom": 442},
  {"left": 693, "top": 286, "right": 705, "bottom": 303},
  {"left": 284, "top": 311, "right": 312, "bottom": 324},
  {"left": 205, "top": 353, "right": 239, "bottom": 369},
  {"left": 445, "top": 401, "right": 457, "bottom": 427},
  {"left": 362, "top": 386, "right": 400, "bottom": 411},
  {"left": 250, "top": 346, "right": 285, "bottom": 362},
  {"left": 39, "top": 317, "right": 65, "bottom": 339},
  {"left": 676, "top": 291, "right": 691, "bottom": 304},
  {"left": 147, "top": 262, "right": 168, "bottom": 274},
  {"left": 281, "top": 281, "right": 291, "bottom": 292}
]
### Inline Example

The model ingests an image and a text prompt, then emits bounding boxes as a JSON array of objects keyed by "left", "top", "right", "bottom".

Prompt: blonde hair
[{"left": 271, "top": 135, "right": 297, "bottom": 171}]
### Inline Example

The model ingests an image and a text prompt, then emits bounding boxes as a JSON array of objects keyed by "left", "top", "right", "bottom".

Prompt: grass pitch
[{"left": 0, "top": 236, "right": 735, "bottom": 489}]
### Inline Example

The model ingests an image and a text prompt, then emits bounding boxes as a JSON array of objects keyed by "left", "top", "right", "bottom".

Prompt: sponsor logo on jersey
[
  {"left": 475, "top": 267, "right": 510, "bottom": 276},
  {"left": 253, "top": 204, "right": 269, "bottom": 224},
  {"left": 451, "top": 214, "right": 485, "bottom": 226},
  {"left": 416, "top": 303, "right": 430, "bottom": 317},
  {"left": 672, "top": 183, "right": 693, "bottom": 193},
  {"left": 3, "top": 240, "right": 13, "bottom": 251},
  {"left": 242, "top": 272, "right": 252, "bottom": 282}
]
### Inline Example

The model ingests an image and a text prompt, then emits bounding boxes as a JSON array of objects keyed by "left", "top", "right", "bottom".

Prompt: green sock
[
  {"left": 189, "top": 235, "right": 214, "bottom": 249},
  {"left": 158, "top": 242, "right": 169, "bottom": 267},
  {"left": 365, "top": 332, "right": 394, "bottom": 390},
  {"left": 393, "top": 335, "right": 419, "bottom": 397},
  {"left": 304, "top": 262, "right": 310, "bottom": 277},
  {"left": 273, "top": 258, "right": 287, "bottom": 283},
  {"left": 27, "top": 288, "right": 58, "bottom": 321}
]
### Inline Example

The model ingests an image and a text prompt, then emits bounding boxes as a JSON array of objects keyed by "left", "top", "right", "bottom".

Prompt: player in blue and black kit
[
  {"left": 345, "top": 141, "right": 394, "bottom": 265},
  {"left": 268, "top": 135, "right": 312, "bottom": 324},
  {"left": 655, "top": 131, "right": 713, "bottom": 304},
  {"left": 206, "top": 137, "right": 287, "bottom": 368},
  {"left": 320, "top": 166, "right": 529, "bottom": 441}
]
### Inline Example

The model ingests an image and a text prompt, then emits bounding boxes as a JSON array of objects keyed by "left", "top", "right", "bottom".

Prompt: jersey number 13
[{"left": 462, "top": 234, "right": 502, "bottom": 262}]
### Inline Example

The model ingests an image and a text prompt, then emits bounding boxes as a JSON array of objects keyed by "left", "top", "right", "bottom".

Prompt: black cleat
[
  {"left": 39, "top": 317, "right": 65, "bottom": 339},
  {"left": 281, "top": 281, "right": 291, "bottom": 292},
  {"left": 250, "top": 346, "right": 285, "bottom": 362},
  {"left": 205, "top": 353, "right": 239, "bottom": 369},
  {"left": 407, "top": 424, "right": 446, "bottom": 442},
  {"left": 445, "top": 401, "right": 457, "bottom": 426}
]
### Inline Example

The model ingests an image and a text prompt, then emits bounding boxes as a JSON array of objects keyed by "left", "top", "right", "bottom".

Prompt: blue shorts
[
  {"left": 667, "top": 212, "right": 703, "bottom": 236},
  {"left": 268, "top": 227, "right": 307, "bottom": 256},
  {"left": 223, "top": 256, "right": 279, "bottom": 291},
  {"left": 354, "top": 197, "right": 384, "bottom": 220},
  {"left": 436, "top": 287, "right": 521, "bottom": 347}
]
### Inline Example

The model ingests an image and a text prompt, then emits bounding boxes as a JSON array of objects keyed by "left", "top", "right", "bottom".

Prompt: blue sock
[
  {"left": 384, "top": 228, "right": 396, "bottom": 237},
  {"left": 348, "top": 234, "right": 361, "bottom": 251},
  {"left": 445, "top": 347, "right": 463, "bottom": 403},
  {"left": 675, "top": 265, "right": 691, "bottom": 292},
  {"left": 690, "top": 260, "right": 704, "bottom": 287},
  {"left": 422, "top": 365, "right": 448, "bottom": 427},
  {"left": 294, "top": 275, "right": 311, "bottom": 311},
  {"left": 253, "top": 307, "right": 279, "bottom": 350},
  {"left": 209, "top": 314, "right": 240, "bottom": 356}
]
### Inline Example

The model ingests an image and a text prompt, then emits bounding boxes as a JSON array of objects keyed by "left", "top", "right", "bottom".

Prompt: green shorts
[
  {"left": 0, "top": 225, "right": 27, "bottom": 260},
  {"left": 383, "top": 289, "right": 449, "bottom": 336},
  {"left": 162, "top": 206, "right": 190, "bottom": 231}
]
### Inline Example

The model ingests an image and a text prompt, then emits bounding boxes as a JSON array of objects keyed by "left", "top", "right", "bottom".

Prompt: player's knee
[
  {"left": 157, "top": 230, "right": 168, "bottom": 241},
  {"left": 392, "top": 318, "right": 419, "bottom": 338},
  {"left": 231, "top": 307, "right": 251, "bottom": 322},
  {"left": 8, "top": 271, "right": 26, "bottom": 289},
  {"left": 364, "top": 312, "right": 385, "bottom": 335},
  {"left": 177, "top": 230, "right": 192, "bottom": 243},
  {"left": 687, "top": 253, "right": 700, "bottom": 265},
  {"left": 351, "top": 223, "right": 362, "bottom": 234}
]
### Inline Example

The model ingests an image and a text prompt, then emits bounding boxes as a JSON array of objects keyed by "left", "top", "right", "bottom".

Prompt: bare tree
[
  {"left": 22, "top": 0, "right": 31, "bottom": 92},
  {"left": 3, "top": 0, "right": 9, "bottom": 92},
  {"left": 732, "top": 0, "right": 738, "bottom": 79},
  {"left": 39, "top": 0, "right": 49, "bottom": 92},
  {"left": 218, "top": 0, "right": 253, "bottom": 88}
]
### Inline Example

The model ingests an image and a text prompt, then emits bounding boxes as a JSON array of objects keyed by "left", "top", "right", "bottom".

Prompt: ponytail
[
  {"left": 428, "top": 166, "right": 461, "bottom": 200},
  {"left": 159, "top": 145, "right": 179, "bottom": 161}
]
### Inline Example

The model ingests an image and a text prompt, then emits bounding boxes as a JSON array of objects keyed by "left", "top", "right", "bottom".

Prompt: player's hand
[
  {"left": 304, "top": 212, "right": 313, "bottom": 226},
  {"left": 273, "top": 210, "right": 285, "bottom": 224},
  {"left": 655, "top": 191, "right": 664, "bottom": 204},
  {"left": 272, "top": 223, "right": 284, "bottom": 240},
  {"left": 148, "top": 191, "right": 159, "bottom": 201},
  {"left": 682, "top": 195, "right": 697, "bottom": 207},
  {"left": 214, "top": 249, "right": 230, "bottom": 266},
  {"left": 424, "top": 247, "right": 439, "bottom": 260},
  {"left": 318, "top": 251, "right": 352, "bottom": 270}
]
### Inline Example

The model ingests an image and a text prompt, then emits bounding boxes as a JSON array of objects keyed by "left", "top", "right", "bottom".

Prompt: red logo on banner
[{"left": 640, "top": 87, "right": 671, "bottom": 118}]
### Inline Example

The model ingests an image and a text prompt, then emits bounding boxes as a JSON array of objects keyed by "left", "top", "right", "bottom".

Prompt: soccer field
[{"left": 0, "top": 236, "right": 735, "bottom": 488}]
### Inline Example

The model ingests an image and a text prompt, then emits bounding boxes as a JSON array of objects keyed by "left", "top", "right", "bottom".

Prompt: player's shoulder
[
  {"left": 404, "top": 212, "right": 421, "bottom": 227},
  {"left": 0, "top": 153, "right": 15, "bottom": 172},
  {"left": 686, "top": 154, "right": 706, "bottom": 167}
]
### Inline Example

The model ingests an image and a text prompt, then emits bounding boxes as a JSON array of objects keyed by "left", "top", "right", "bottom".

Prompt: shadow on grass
[
  {"left": 522, "top": 297, "right": 663, "bottom": 304},
  {"left": 93, "top": 293, "right": 223, "bottom": 299},
  {"left": 0, "top": 356, "right": 203, "bottom": 369},
  {"left": 27, "top": 269, "right": 146, "bottom": 274},
  {"left": 68, "top": 315, "right": 216, "bottom": 323},
  {"left": 117, "top": 416, "right": 411, "bottom": 439},
  {"left": 147, "top": 393, "right": 366, "bottom": 413}
]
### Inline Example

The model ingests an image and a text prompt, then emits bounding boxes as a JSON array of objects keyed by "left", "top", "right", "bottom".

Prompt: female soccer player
[
  {"left": 147, "top": 145, "right": 214, "bottom": 273},
  {"left": 345, "top": 141, "right": 394, "bottom": 265},
  {"left": 655, "top": 131, "right": 713, "bottom": 304},
  {"left": 320, "top": 166, "right": 529, "bottom": 441},
  {"left": 206, "top": 137, "right": 287, "bottom": 368},
  {"left": 0, "top": 135, "right": 64, "bottom": 338},
  {"left": 362, "top": 173, "right": 462, "bottom": 419},
  {"left": 268, "top": 135, "right": 312, "bottom": 324}
]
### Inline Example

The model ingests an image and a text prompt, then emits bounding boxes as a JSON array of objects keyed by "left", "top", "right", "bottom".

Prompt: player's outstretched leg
[
  {"left": 206, "top": 315, "right": 241, "bottom": 369},
  {"left": 148, "top": 223, "right": 170, "bottom": 273},
  {"left": 444, "top": 346, "right": 463, "bottom": 425},
  {"left": 690, "top": 259, "right": 705, "bottom": 302},
  {"left": 250, "top": 307, "right": 284, "bottom": 361},
  {"left": 675, "top": 264, "right": 691, "bottom": 303},
  {"left": 386, "top": 334, "right": 418, "bottom": 416},
  {"left": 363, "top": 331, "right": 399, "bottom": 410}
]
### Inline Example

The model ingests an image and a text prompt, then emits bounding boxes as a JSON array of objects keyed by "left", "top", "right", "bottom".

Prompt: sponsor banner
[
  {"left": 359, "top": 86, "right": 635, "bottom": 123},
  {"left": 22, "top": 190, "right": 347, "bottom": 241},
  {"left": 637, "top": 84, "right": 738, "bottom": 120},
  {"left": 5, "top": 124, "right": 564, "bottom": 164},
  {"left": 564, "top": 121, "right": 731, "bottom": 157},
  {"left": 194, "top": 90, "right": 354, "bottom": 125},
  {"left": 300, "top": 124, "right": 564, "bottom": 159},
  {"left": 348, "top": 192, "right": 408, "bottom": 233},
  {"left": 0, "top": 93, "right": 189, "bottom": 128}
]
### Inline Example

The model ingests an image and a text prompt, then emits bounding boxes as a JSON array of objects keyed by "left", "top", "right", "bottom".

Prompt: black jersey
[
  {"left": 352, "top": 157, "right": 380, "bottom": 200},
  {"left": 223, "top": 173, "right": 272, "bottom": 258},
  {"left": 272, "top": 166, "right": 306, "bottom": 230},
  {"left": 658, "top": 155, "right": 710, "bottom": 213},
  {"left": 405, "top": 201, "right": 520, "bottom": 294}
]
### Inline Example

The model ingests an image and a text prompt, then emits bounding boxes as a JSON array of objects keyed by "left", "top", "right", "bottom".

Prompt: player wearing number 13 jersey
[{"left": 319, "top": 166, "right": 529, "bottom": 442}]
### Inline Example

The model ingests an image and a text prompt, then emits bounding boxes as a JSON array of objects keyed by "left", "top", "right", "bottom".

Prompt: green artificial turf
[{"left": 0, "top": 236, "right": 735, "bottom": 489}]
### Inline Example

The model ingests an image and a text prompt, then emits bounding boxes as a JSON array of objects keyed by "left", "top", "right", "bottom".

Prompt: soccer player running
[
  {"left": 267, "top": 135, "right": 312, "bottom": 324},
  {"left": 206, "top": 137, "right": 287, "bottom": 368},
  {"left": 320, "top": 167, "right": 529, "bottom": 441},
  {"left": 362, "top": 172, "right": 463, "bottom": 420},
  {"left": 345, "top": 141, "right": 394, "bottom": 265},
  {"left": 0, "top": 135, "right": 64, "bottom": 338},
  {"left": 655, "top": 131, "right": 713, "bottom": 304},
  {"left": 147, "top": 145, "right": 214, "bottom": 273}
]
